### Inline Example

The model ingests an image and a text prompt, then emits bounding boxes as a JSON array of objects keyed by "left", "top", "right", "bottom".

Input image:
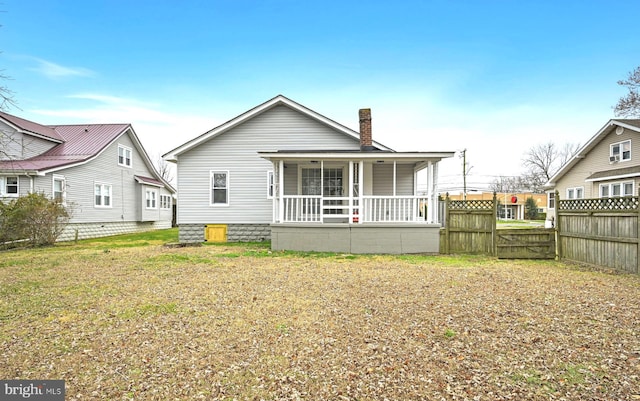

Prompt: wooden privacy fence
[
  {"left": 441, "top": 195, "right": 497, "bottom": 255},
  {"left": 439, "top": 192, "right": 640, "bottom": 272},
  {"left": 556, "top": 195, "right": 640, "bottom": 274},
  {"left": 496, "top": 229, "right": 555, "bottom": 259},
  {"left": 439, "top": 193, "right": 555, "bottom": 259}
]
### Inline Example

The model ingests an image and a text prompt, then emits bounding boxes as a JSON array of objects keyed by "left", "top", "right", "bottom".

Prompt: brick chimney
[{"left": 359, "top": 108, "right": 374, "bottom": 151}]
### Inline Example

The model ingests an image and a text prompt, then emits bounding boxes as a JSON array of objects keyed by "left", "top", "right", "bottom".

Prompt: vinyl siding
[
  {"left": 177, "top": 105, "right": 361, "bottom": 224},
  {"left": 29, "top": 131, "right": 172, "bottom": 225},
  {"left": 557, "top": 128, "right": 640, "bottom": 198},
  {"left": 0, "top": 122, "right": 57, "bottom": 160}
]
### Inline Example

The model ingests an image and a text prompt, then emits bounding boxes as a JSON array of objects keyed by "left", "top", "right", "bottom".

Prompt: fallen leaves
[{"left": 0, "top": 246, "right": 639, "bottom": 400}]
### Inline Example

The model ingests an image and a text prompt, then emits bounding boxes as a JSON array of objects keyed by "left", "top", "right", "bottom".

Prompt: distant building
[{"left": 446, "top": 192, "right": 547, "bottom": 220}]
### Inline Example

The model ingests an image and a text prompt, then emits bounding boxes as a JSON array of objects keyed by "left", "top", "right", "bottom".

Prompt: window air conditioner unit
[{"left": 610, "top": 155, "right": 620, "bottom": 162}]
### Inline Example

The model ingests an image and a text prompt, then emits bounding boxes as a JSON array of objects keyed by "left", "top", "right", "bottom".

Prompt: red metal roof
[
  {"left": 134, "top": 175, "right": 164, "bottom": 187},
  {"left": 0, "top": 111, "right": 65, "bottom": 142},
  {"left": 0, "top": 112, "right": 131, "bottom": 172}
]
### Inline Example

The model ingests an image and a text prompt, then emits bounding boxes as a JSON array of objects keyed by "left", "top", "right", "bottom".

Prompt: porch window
[
  {"left": 301, "top": 168, "right": 322, "bottom": 195},
  {"left": 210, "top": 171, "right": 229, "bottom": 205},
  {"left": 299, "top": 167, "right": 345, "bottom": 216}
]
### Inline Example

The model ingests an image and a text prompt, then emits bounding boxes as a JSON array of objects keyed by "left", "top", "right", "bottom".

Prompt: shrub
[
  {"left": 524, "top": 196, "right": 539, "bottom": 220},
  {"left": 0, "top": 193, "right": 70, "bottom": 247}
]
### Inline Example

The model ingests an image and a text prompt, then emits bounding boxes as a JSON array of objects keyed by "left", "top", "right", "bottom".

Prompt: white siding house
[
  {"left": 164, "top": 95, "right": 454, "bottom": 253},
  {"left": 0, "top": 112, "right": 175, "bottom": 241},
  {"left": 546, "top": 119, "right": 640, "bottom": 222}
]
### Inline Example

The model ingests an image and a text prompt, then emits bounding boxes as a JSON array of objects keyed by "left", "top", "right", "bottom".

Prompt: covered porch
[{"left": 259, "top": 150, "right": 454, "bottom": 253}]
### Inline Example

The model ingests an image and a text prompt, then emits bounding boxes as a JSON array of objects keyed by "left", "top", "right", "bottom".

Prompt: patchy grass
[
  {"left": 1, "top": 238, "right": 640, "bottom": 400},
  {"left": 497, "top": 219, "right": 545, "bottom": 229}
]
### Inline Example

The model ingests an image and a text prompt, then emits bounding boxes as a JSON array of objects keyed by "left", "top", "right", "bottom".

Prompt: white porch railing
[
  {"left": 362, "top": 196, "right": 428, "bottom": 222},
  {"left": 279, "top": 195, "right": 429, "bottom": 223}
]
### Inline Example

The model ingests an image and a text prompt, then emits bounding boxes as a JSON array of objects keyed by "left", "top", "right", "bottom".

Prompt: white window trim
[
  {"left": 160, "top": 194, "right": 172, "bottom": 209},
  {"left": 53, "top": 174, "right": 66, "bottom": 204},
  {"left": 267, "top": 171, "right": 274, "bottom": 199},
  {"left": 94, "top": 182, "right": 113, "bottom": 208},
  {"left": 210, "top": 170, "right": 229, "bottom": 206},
  {"left": 599, "top": 180, "right": 634, "bottom": 198},
  {"left": 547, "top": 191, "right": 555, "bottom": 209},
  {"left": 610, "top": 139, "right": 631, "bottom": 162},
  {"left": 118, "top": 144, "right": 133, "bottom": 168},
  {"left": 0, "top": 176, "right": 19, "bottom": 197},
  {"left": 566, "top": 186, "right": 584, "bottom": 200},
  {"left": 146, "top": 189, "right": 157, "bottom": 209}
]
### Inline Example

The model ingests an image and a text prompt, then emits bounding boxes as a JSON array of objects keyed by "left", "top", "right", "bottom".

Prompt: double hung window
[
  {"left": 211, "top": 171, "right": 229, "bottom": 205},
  {"left": 118, "top": 145, "right": 132, "bottom": 167},
  {"left": 95, "top": 183, "right": 112, "bottom": 207}
]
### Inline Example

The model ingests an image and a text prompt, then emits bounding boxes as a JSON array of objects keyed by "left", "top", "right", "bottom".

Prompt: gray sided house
[
  {"left": 164, "top": 95, "right": 455, "bottom": 254},
  {"left": 0, "top": 111, "right": 175, "bottom": 240},
  {"left": 546, "top": 119, "right": 640, "bottom": 218}
]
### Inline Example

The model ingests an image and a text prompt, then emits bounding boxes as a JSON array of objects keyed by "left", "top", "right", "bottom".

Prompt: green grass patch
[{"left": 61, "top": 228, "right": 178, "bottom": 250}]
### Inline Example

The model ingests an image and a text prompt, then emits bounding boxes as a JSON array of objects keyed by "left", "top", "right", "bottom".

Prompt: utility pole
[{"left": 460, "top": 149, "right": 468, "bottom": 200}]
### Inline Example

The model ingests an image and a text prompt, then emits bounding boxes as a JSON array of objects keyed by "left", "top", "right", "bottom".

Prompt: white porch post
[
  {"left": 393, "top": 161, "right": 397, "bottom": 196},
  {"left": 428, "top": 161, "right": 439, "bottom": 223},
  {"left": 320, "top": 160, "right": 324, "bottom": 223},
  {"left": 348, "top": 160, "right": 354, "bottom": 223},
  {"left": 278, "top": 159, "right": 284, "bottom": 223},
  {"left": 358, "top": 160, "right": 364, "bottom": 223}
]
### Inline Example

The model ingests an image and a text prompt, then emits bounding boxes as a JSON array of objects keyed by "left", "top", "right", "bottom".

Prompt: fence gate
[{"left": 496, "top": 228, "right": 555, "bottom": 259}]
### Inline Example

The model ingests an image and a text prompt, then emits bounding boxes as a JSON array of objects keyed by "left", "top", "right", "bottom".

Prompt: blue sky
[{"left": 2, "top": 0, "right": 639, "bottom": 191}]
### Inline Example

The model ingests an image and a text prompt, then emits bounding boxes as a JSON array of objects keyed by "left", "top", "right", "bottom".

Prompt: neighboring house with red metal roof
[
  {"left": 0, "top": 111, "right": 175, "bottom": 241},
  {"left": 545, "top": 119, "right": 640, "bottom": 223}
]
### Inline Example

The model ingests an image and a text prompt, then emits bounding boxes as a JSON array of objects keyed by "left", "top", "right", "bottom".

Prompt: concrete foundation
[
  {"left": 58, "top": 220, "right": 171, "bottom": 242},
  {"left": 271, "top": 223, "right": 441, "bottom": 254}
]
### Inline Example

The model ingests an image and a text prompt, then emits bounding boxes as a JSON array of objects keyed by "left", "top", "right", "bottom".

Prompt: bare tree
[
  {"left": 489, "top": 176, "right": 520, "bottom": 193},
  {"left": 522, "top": 142, "right": 580, "bottom": 185},
  {"left": 154, "top": 154, "right": 175, "bottom": 185},
  {"left": 614, "top": 66, "right": 640, "bottom": 117},
  {"left": 0, "top": 70, "right": 16, "bottom": 111}
]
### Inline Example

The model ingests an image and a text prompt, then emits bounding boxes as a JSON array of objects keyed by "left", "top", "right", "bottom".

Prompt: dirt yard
[{"left": 1, "top": 241, "right": 639, "bottom": 400}]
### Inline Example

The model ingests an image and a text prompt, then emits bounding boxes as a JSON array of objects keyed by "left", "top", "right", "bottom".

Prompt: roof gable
[
  {"left": 0, "top": 111, "right": 65, "bottom": 142},
  {"left": 547, "top": 119, "right": 640, "bottom": 186},
  {"left": 0, "top": 123, "right": 131, "bottom": 172},
  {"left": 0, "top": 111, "right": 175, "bottom": 193},
  {"left": 163, "top": 95, "right": 393, "bottom": 161}
]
